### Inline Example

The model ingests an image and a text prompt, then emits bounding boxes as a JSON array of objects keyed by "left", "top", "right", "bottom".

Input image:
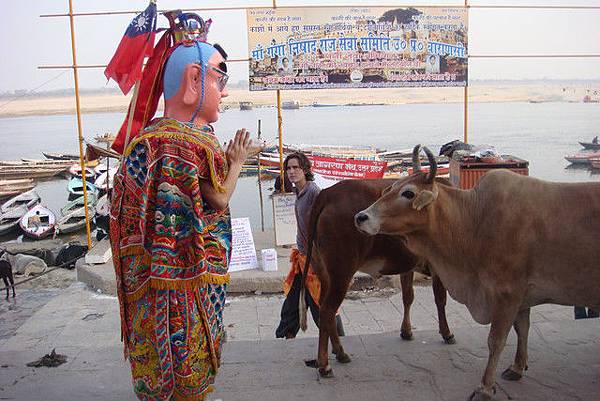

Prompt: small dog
[{"left": 0, "top": 251, "right": 15, "bottom": 300}]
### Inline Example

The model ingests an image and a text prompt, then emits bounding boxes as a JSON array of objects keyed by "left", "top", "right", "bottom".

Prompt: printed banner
[
  {"left": 310, "top": 155, "right": 387, "bottom": 179},
  {"left": 247, "top": 6, "right": 468, "bottom": 91}
]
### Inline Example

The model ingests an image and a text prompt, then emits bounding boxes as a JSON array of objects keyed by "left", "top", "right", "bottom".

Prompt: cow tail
[{"left": 299, "top": 190, "right": 325, "bottom": 332}]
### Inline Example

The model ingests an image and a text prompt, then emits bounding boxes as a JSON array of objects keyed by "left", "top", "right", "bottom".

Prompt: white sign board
[
  {"left": 261, "top": 248, "right": 278, "bottom": 272},
  {"left": 272, "top": 193, "right": 297, "bottom": 246},
  {"left": 229, "top": 217, "right": 258, "bottom": 272}
]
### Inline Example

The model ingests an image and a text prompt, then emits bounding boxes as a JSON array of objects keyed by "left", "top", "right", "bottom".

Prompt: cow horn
[
  {"left": 423, "top": 146, "right": 437, "bottom": 183},
  {"left": 412, "top": 144, "right": 422, "bottom": 174}
]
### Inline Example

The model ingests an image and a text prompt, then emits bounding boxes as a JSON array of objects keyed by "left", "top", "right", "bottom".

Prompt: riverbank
[{"left": 0, "top": 82, "right": 594, "bottom": 118}]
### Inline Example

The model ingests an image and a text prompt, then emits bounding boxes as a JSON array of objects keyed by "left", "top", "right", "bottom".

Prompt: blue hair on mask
[{"left": 163, "top": 41, "right": 216, "bottom": 100}]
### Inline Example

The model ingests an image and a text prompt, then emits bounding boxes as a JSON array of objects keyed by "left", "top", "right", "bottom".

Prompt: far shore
[{"left": 0, "top": 82, "right": 595, "bottom": 118}]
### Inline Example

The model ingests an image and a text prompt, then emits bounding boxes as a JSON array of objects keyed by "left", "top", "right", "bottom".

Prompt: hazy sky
[{"left": 1, "top": 0, "right": 600, "bottom": 93}]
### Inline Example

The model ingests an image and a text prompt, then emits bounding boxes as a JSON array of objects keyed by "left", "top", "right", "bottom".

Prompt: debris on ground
[{"left": 26, "top": 349, "right": 67, "bottom": 368}]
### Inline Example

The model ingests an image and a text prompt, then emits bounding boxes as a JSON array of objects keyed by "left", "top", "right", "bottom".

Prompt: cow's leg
[
  {"left": 431, "top": 273, "right": 455, "bottom": 344},
  {"left": 501, "top": 307, "right": 530, "bottom": 381},
  {"left": 469, "top": 299, "right": 519, "bottom": 401},
  {"left": 317, "top": 272, "right": 352, "bottom": 377},
  {"left": 8, "top": 272, "right": 15, "bottom": 298},
  {"left": 400, "top": 271, "right": 415, "bottom": 340}
]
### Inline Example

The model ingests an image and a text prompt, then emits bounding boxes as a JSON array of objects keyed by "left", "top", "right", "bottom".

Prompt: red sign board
[{"left": 309, "top": 155, "right": 387, "bottom": 180}]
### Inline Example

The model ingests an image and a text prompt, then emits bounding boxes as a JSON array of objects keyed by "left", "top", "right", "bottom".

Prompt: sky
[{"left": 1, "top": 0, "right": 600, "bottom": 93}]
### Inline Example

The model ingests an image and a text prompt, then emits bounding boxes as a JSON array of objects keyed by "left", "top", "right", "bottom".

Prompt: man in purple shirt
[{"left": 276, "top": 152, "right": 345, "bottom": 338}]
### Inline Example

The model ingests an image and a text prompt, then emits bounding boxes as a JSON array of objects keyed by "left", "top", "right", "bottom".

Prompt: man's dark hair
[
  {"left": 284, "top": 152, "right": 314, "bottom": 181},
  {"left": 213, "top": 43, "right": 228, "bottom": 72}
]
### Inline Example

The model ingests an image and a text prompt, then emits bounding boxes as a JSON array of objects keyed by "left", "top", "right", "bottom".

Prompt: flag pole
[
  {"left": 124, "top": 81, "right": 141, "bottom": 151},
  {"left": 273, "top": 0, "right": 285, "bottom": 194},
  {"left": 68, "top": 0, "right": 92, "bottom": 250}
]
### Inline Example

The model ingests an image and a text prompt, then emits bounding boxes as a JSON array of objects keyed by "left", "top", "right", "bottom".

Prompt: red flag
[{"left": 104, "top": 2, "right": 157, "bottom": 95}]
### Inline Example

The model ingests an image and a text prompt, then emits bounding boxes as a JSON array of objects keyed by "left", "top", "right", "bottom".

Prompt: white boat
[
  {"left": 0, "top": 205, "right": 28, "bottom": 235},
  {"left": 95, "top": 194, "right": 110, "bottom": 217},
  {"left": 60, "top": 194, "right": 97, "bottom": 216},
  {"left": 1, "top": 189, "right": 41, "bottom": 214},
  {"left": 55, "top": 206, "right": 89, "bottom": 234},
  {"left": 69, "top": 163, "right": 96, "bottom": 179},
  {"left": 19, "top": 204, "right": 56, "bottom": 239},
  {"left": 94, "top": 167, "right": 117, "bottom": 190},
  {"left": 565, "top": 151, "right": 600, "bottom": 165}
]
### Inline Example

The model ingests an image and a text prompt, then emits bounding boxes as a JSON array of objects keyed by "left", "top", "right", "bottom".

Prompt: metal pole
[
  {"left": 257, "top": 119, "right": 265, "bottom": 232},
  {"left": 276, "top": 90, "right": 285, "bottom": 193},
  {"left": 464, "top": 0, "right": 469, "bottom": 144},
  {"left": 68, "top": 0, "right": 92, "bottom": 249}
]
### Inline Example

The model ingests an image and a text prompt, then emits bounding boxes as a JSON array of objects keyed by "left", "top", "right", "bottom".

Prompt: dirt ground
[{"left": 10, "top": 268, "right": 77, "bottom": 291}]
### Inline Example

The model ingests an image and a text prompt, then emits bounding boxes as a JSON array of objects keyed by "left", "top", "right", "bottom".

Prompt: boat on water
[
  {"left": 0, "top": 179, "right": 35, "bottom": 200},
  {"left": 69, "top": 163, "right": 96, "bottom": 179},
  {"left": 589, "top": 156, "right": 600, "bottom": 169},
  {"left": 68, "top": 178, "right": 98, "bottom": 198},
  {"left": 565, "top": 151, "right": 600, "bottom": 165},
  {"left": 60, "top": 194, "right": 97, "bottom": 216},
  {"left": 55, "top": 206, "right": 89, "bottom": 234},
  {"left": 1, "top": 189, "right": 41, "bottom": 214},
  {"left": 94, "top": 132, "right": 116, "bottom": 144},
  {"left": 94, "top": 167, "right": 117, "bottom": 191},
  {"left": 0, "top": 205, "right": 28, "bottom": 235},
  {"left": 311, "top": 102, "right": 337, "bottom": 108},
  {"left": 0, "top": 164, "right": 68, "bottom": 180},
  {"left": 239, "top": 101, "right": 253, "bottom": 110},
  {"left": 19, "top": 204, "right": 56, "bottom": 239},
  {"left": 579, "top": 141, "right": 600, "bottom": 151},
  {"left": 95, "top": 194, "right": 110, "bottom": 217},
  {"left": 43, "top": 152, "right": 80, "bottom": 161},
  {"left": 281, "top": 100, "right": 300, "bottom": 110}
]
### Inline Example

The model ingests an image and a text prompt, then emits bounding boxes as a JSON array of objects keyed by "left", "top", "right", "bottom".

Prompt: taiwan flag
[{"left": 104, "top": 2, "right": 157, "bottom": 95}]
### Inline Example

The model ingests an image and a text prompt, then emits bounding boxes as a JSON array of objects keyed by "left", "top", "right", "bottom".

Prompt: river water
[{"left": 0, "top": 102, "right": 599, "bottom": 237}]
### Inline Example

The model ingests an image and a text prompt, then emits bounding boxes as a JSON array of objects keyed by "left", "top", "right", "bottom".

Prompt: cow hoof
[
  {"left": 335, "top": 352, "right": 351, "bottom": 364},
  {"left": 443, "top": 334, "right": 456, "bottom": 345},
  {"left": 468, "top": 386, "right": 495, "bottom": 401},
  {"left": 400, "top": 331, "right": 414, "bottom": 341},
  {"left": 318, "top": 366, "right": 334, "bottom": 378},
  {"left": 501, "top": 367, "right": 522, "bottom": 381}
]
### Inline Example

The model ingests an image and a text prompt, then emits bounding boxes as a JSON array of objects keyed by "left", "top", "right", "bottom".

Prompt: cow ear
[{"left": 412, "top": 189, "right": 437, "bottom": 211}]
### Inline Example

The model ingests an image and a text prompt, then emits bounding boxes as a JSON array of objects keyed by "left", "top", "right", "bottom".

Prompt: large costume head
[
  {"left": 112, "top": 11, "right": 228, "bottom": 153},
  {"left": 162, "top": 40, "right": 228, "bottom": 125}
]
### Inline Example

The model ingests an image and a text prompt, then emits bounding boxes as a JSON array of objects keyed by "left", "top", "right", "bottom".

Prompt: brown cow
[
  {"left": 299, "top": 178, "right": 455, "bottom": 378},
  {"left": 355, "top": 145, "right": 600, "bottom": 401}
]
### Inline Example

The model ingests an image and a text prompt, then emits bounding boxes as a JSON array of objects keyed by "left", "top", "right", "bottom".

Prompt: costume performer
[{"left": 109, "top": 11, "right": 257, "bottom": 401}]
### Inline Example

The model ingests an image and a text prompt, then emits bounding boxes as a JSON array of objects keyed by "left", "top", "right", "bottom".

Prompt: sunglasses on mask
[{"left": 209, "top": 63, "right": 229, "bottom": 91}]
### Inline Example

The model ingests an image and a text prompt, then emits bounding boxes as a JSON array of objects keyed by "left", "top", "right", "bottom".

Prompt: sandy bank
[{"left": 0, "top": 83, "right": 592, "bottom": 118}]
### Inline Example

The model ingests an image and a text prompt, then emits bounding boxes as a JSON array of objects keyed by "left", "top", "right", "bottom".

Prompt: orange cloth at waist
[{"left": 283, "top": 248, "right": 321, "bottom": 307}]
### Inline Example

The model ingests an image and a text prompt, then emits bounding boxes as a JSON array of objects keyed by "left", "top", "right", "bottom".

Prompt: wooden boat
[
  {"left": 0, "top": 165, "right": 68, "bottom": 180},
  {"left": 95, "top": 194, "right": 110, "bottom": 217},
  {"left": 578, "top": 141, "right": 600, "bottom": 151},
  {"left": 60, "top": 194, "right": 97, "bottom": 216},
  {"left": 589, "top": 156, "right": 600, "bottom": 169},
  {"left": 94, "top": 167, "right": 117, "bottom": 190},
  {"left": 94, "top": 132, "right": 116, "bottom": 144},
  {"left": 239, "top": 101, "right": 253, "bottom": 110},
  {"left": 43, "top": 152, "right": 80, "bottom": 161},
  {"left": 55, "top": 206, "right": 89, "bottom": 234},
  {"left": 0, "top": 179, "right": 35, "bottom": 200},
  {"left": 19, "top": 204, "right": 56, "bottom": 239},
  {"left": 0, "top": 205, "right": 28, "bottom": 235},
  {"left": 68, "top": 178, "right": 98, "bottom": 198},
  {"left": 565, "top": 151, "right": 600, "bottom": 165},
  {"left": 311, "top": 102, "right": 337, "bottom": 107},
  {"left": 1, "top": 189, "right": 41, "bottom": 214},
  {"left": 282, "top": 100, "right": 300, "bottom": 110},
  {"left": 69, "top": 163, "right": 96, "bottom": 179}
]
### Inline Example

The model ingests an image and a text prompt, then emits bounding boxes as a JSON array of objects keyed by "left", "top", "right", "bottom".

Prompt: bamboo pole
[
  {"left": 68, "top": 0, "right": 92, "bottom": 250},
  {"left": 464, "top": 0, "right": 469, "bottom": 144},
  {"left": 276, "top": 90, "right": 284, "bottom": 194},
  {"left": 257, "top": 119, "right": 265, "bottom": 232}
]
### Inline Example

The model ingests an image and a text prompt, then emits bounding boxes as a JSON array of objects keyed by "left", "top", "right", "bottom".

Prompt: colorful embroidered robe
[{"left": 109, "top": 118, "right": 231, "bottom": 401}]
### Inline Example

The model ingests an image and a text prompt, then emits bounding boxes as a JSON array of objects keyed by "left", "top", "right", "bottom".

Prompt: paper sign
[
  {"left": 261, "top": 248, "right": 278, "bottom": 272},
  {"left": 229, "top": 217, "right": 258, "bottom": 272},
  {"left": 272, "top": 193, "right": 297, "bottom": 246}
]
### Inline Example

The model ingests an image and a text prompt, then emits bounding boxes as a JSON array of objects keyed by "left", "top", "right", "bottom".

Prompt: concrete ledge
[{"left": 76, "top": 258, "right": 116, "bottom": 296}]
